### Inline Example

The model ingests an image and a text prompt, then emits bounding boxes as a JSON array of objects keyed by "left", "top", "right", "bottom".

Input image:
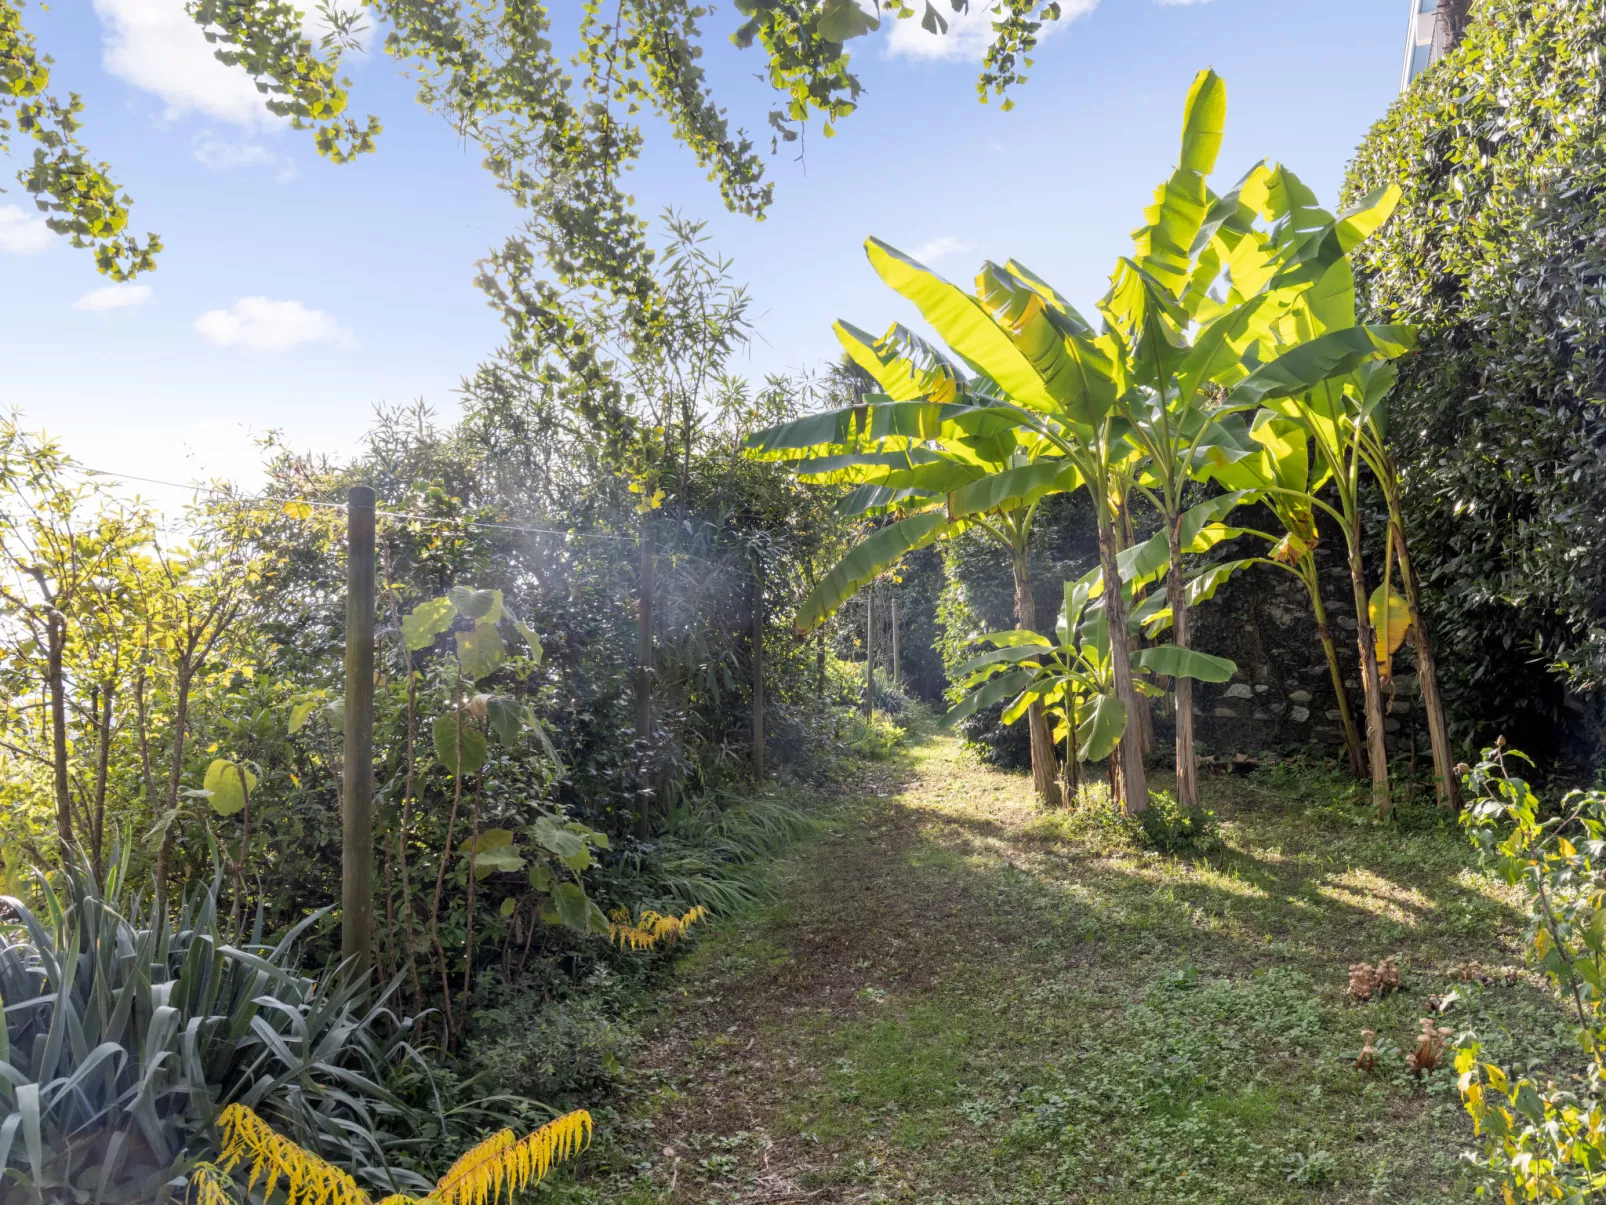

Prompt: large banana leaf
[
  {"left": 835, "top": 320, "right": 963, "bottom": 404},
  {"left": 940, "top": 666, "right": 1039, "bottom": 729},
  {"left": 795, "top": 511, "right": 953, "bottom": 634},
  {"left": 1131, "top": 68, "right": 1226, "bottom": 295},
  {"left": 1230, "top": 324, "right": 1416, "bottom": 407},
  {"left": 1077, "top": 692, "right": 1128, "bottom": 763},
  {"left": 946, "top": 460, "right": 1081, "bottom": 519},
  {"left": 864, "top": 237, "right": 1059, "bottom": 412},
  {"left": 953, "top": 643, "right": 1051, "bottom": 689},
  {"left": 1135, "top": 644, "right": 1237, "bottom": 683}
]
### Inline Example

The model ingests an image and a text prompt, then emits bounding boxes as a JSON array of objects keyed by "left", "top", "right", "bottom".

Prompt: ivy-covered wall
[{"left": 1343, "top": 0, "right": 1606, "bottom": 768}]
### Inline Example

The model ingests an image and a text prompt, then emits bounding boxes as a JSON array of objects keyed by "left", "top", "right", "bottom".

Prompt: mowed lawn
[{"left": 550, "top": 731, "right": 1571, "bottom": 1204}]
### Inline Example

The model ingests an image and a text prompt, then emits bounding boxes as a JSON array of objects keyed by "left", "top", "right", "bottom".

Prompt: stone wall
[{"left": 1181, "top": 511, "right": 1431, "bottom": 761}]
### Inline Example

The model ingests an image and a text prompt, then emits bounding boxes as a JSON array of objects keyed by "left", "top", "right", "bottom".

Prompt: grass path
[{"left": 559, "top": 732, "right": 1569, "bottom": 1204}]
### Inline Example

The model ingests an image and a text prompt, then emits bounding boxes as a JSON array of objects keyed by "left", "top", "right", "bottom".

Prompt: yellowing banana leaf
[
  {"left": 1369, "top": 582, "right": 1413, "bottom": 679},
  {"left": 795, "top": 511, "right": 953, "bottom": 634},
  {"left": 835, "top": 320, "right": 963, "bottom": 404},
  {"left": 1000, "top": 260, "right": 1095, "bottom": 335},
  {"left": 864, "top": 237, "right": 1059, "bottom": 412},
  {"left": 792, "top": 449, "right": 942, "bottom": 485}
]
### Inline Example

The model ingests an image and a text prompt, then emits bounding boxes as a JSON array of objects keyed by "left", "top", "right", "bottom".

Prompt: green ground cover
[{"left": 543, "top": 730, "right": 1571, "bottom": 1204}]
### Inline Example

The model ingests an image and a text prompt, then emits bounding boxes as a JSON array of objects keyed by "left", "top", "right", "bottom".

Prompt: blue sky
[{"left": 4, "top": 0, "right": 1411, "bottom": 502}]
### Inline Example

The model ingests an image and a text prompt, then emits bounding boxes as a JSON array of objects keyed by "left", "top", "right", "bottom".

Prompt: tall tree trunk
[
  {"left": 635, "top": 527, "right": 654, "bottom": 838},
  {"left": 1098, "top": 512, "right": 1149, "bottom": 813},
  {"left": 1378, "top": 466, "right": 1460, "bottom": 810},
  {"left": 46, "top": 614, "right": 71, "bottom": 851},
  {"left": 1117, "top": 506, "right": 1156, "bottom": 757},
  {"left": 1301, "top": 559, "right": 1367, "bottom": 778},
  {"left": 155, "top": 663, "right": 192, "bottom": 915},
  {"left": 92, "top": 682, "right": 114, "bottom": 879},
  {"left": 1344, "top": 531, "right": 1391, "bottom": 820},
  {"left": 1011, "top": 548, "right": 1063, "bottom": 809},
  {"left": 1164, "top": 519, "right": 1199, "bottom": 810}
]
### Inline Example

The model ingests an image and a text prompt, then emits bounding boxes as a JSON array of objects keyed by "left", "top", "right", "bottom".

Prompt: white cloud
[
  {"left": 192, "top": 135, "right": 276, "bottom": 170},
  {"left": 93, "top": 0, "right": 278, "bottom": 127},
  {"left": 194, "top": 297, "right": 354, "bottom": 352},
  {"left": 76, "top": 284, "right": 153, "bottom": 311},
  {"left": 910, "top": 236, "right": 975, "bottom": 264},
  {"left": 886, "top": 0, "right": 1096, "bottom": 62},
  {"left": 0, "top": 206, "right": 53, "bottom": 255}
]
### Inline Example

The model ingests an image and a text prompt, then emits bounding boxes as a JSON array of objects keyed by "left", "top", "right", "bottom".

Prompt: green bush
[
  {"left": 1455, "top": 744, "right": 1606, "bottom": 1199},
  {"left": 1346, "top": 0, "right": 1606, "bottom": 763},
  {"left": 465, "top": 986, "right": 631, "bottom": 1109},
  {"left": 1135, "top": 789, "right": 1222, "bottom": 856}
]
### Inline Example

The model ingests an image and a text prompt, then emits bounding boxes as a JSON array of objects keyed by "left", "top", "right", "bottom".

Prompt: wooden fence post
[
  {"left": 864, "top": 586, "right": 875, "bottom": 719},
  {"left": 891, "top": 594, "right": 900, "bottom": 689},
  {"left": 752, "top": 555, "right": 765, "bottom": 782},
  {"left": 342, "top": 485, "right": 375, "bottom": 982},
  {"left": 635, "top": 526, "right": 654, "bottom": 836}
]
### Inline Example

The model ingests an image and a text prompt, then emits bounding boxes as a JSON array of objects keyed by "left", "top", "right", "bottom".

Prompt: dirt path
[{"left": 564, "top": 733, "right": 1560, "bottom": 1205}]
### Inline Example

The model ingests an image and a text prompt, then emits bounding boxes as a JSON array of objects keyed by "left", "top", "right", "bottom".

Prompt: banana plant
[
  {"left": 1196, "top": 411, "right": 1368, "bottom": 777},
  {"left": 1347, "top": 371, "right": 1462, "bottom": 810},
  {"left": 846, "top": 72, "right": 1410, "bottom": 812},
  {"left": 745, "top": 323, "right": 1077, "bottom": 807},
  {"left": 945, "top": 571, "right": 1235, "bottom": 799}
]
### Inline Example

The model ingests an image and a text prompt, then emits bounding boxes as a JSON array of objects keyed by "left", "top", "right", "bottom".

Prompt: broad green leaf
[
  {"left": 818, "top": 0, "right": 878, "bottom": 41},
  {"left": 202, "top": 760, "right": 256, "bottom": 817},
  {"left": 941, "top": 666, "right": 1038, "bottom": 729},
  {"left": 972, "top": 629, "right": 1053, "bottom": 649},
  {"left": 954, "top": 643, "right": 1049, "bottom": 688},
  {"left": 528, "top": 863, "right": 556, "bottom": 893},
  {"left": 432, "top": 713, "right": 487, "bottom": 777},
  {"left": 795, "top": 511, "right": 953, "bottom": 634},
  {"left": 485, "top": 695, "right": 525, "bottom": 745},
  {"left": 510, "top": 617, "right": 543, "bottom": 663},
  {"left": 456, "top": 622, "right": 505, "bottom": 681},
  {"left": 835, "top": 320, "right": 963, "bottom": 404},
  {"left": 470, "top": 847, "right": 525, "bottom": 879},
  {"left": 287, "top": 699, "right": 319, "bottom": 734},
  {"left": 534, "top": 816, "right": 587, "bottom": 863},
  {"left": 448, "top": 586, "right": 504, "bottom": 624},
  {"left": 1076, "top": 692, "right": 1128, "bottom": 763},
  {"left": 401, "top": 596, "right": 455, "bottom": 652},
  {"left": 546, "top": 881, "right": 608, "bottom": 936},
  {"left": 1231, "top": 325, "right": 1416, "bottom": 407},
  {"left": 1135, "top": 645, "right": 1237, "bottom": 683},
  {"left": 864, "top": 237, "right": 1058, "bottom": 412},
  {"left": 460, "top": 827, "right": 515, "bottom": 852},
  {"left": 946, "top": 461, "right": 1080, "bottom": 518}
]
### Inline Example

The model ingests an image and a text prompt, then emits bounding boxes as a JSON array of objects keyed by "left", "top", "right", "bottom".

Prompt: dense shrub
[{"left": 1346, "top": 0, "right": 1606, "bottom": 766}]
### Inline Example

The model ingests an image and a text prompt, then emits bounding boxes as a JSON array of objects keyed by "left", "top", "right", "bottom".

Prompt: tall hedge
[{"left": 1345, "top": 0, "right": 1606, "bottom": 765}]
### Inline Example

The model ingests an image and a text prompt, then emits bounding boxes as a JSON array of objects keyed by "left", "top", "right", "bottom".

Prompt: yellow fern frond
[
  {"left": 427, "top": 1111, "right": 592, "bottom": 1205},
  {"left": 217, "top": 1103, "right": 371, "bottom": 1205},
  {"left": 609, "top": 905, "right": 709, "bottom": 951},
  {"left": 187, "top": 1163, "right": 237, "bottom": 1205}
]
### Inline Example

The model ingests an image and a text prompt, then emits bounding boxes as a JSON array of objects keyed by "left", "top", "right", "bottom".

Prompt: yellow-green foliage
[
  {"left": 609, "top": 904, "right": 710, "bottom": 951},
  {"left": 199, "top": 1104, "right": 591, "bottom": 1205}
]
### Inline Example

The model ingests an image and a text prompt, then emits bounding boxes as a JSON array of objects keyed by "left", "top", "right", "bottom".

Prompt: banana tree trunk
[
  {"left": 1012, "top": 548, "right": 1064, "bottom": 809},
  {"left": 1164, "top": 518, "right": 1200, "bottom": 809},
  {"left": 1378, "top": 464, "right": 1461, "bottom": 811},
  {"left": 1344, "top": 529, "right": 1392, "bottom": 820},
  {"left": 1118, "top": 507, "right": 1156, "bottom": 757},
  {"left": 1097, "top": 512, "right": 1149, "bottom": 814},
  {"left": 1300, "top": 555, "right": 1367, "bottom": 778}
]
